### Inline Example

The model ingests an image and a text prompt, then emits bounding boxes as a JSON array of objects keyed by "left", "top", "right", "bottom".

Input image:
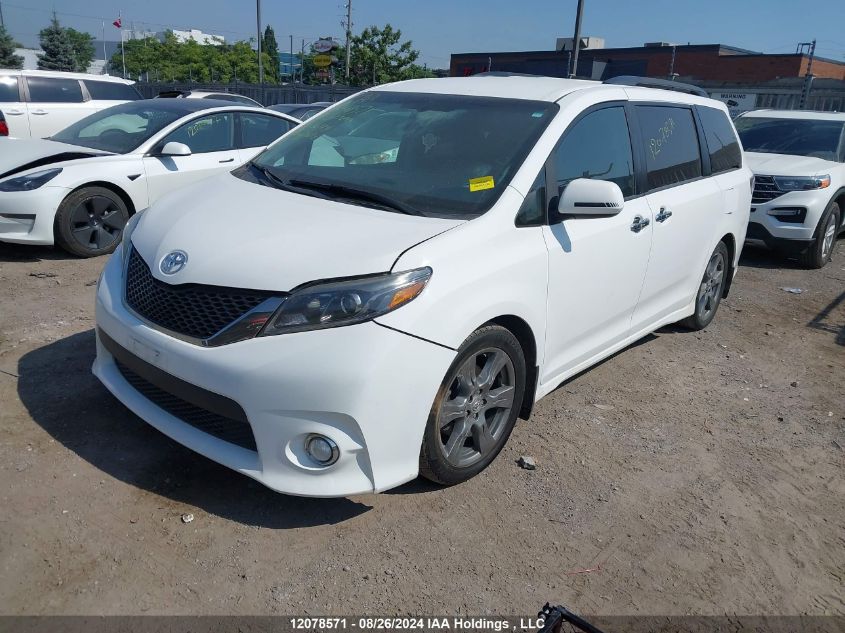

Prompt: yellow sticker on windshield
[{"left": 469, "top": 176, "right": 495, "bottom": 192}]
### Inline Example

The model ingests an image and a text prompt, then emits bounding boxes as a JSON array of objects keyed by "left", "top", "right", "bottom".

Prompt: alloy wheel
[
  {"left": 697, "top": 250, "right": 726, "bottom": 322},
  {"left": 437, "top": 347, "right": 516, "bottom": 468},
  {"left": 69, "top": 195, "right": 126, "bottom": 252},
  {"left": 821, "top": 215, "right": 837, "bottom": 261}
]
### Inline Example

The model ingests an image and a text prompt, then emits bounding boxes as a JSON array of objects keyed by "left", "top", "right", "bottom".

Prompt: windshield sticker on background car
[
  {"left": 649, "top": 116, "right": 676, "bottom": 160},
  {"left": 469, "top": 176, "right": 495, "bottom": 192}
]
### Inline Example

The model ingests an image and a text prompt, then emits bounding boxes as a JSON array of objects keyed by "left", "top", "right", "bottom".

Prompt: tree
[
  {"left": 66, "top": 28, "right": 95, "bottom": 73},
  {"left": 37, "top": 14, "right": 76, "bottom": 72},
  {"left": 262, "top": 25, "right": 280, "bottom": 83},
  {"left": 347, "top": 24, "right": 433, "bottom": 86},
  {"left": 0, "top": 25, "right": 24, "bottom": 69}
]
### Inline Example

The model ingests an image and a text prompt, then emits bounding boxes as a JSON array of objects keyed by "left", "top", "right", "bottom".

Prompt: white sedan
[{"left": 0, "top": 99, "right": 299, "bottom": 256}]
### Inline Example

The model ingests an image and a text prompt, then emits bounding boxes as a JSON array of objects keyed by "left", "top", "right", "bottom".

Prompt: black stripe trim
[{"left": 373, "top": 321, "right": 456, "bottom": 351}]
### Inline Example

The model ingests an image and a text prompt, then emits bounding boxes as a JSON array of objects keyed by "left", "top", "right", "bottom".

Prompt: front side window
[
  {"left": 27, "top": 77, "right": 83, "bottom": 103},
  {"left": 698, "top": 106, "right": 742, "bottom": 174},
  {"left": 161, "top": 112, "right": 235, "bottom": 153},
  {"left": 515, "top": 170, "right": 547, "bottom": 227},
  {"left": 249, "top": 91, "right": 558, "bottom": 218},
  {"left": 637, "top": 105, "right": 702, "bottom": 190},
  {"left": 734, "top": 116, "right": 845, "bottom": 161},
  {"left": 239, "top": 113, "right": 294, "bottom": 148},
  {"left": 0, "top": 76, "right": 20, "bottom": 103},
  {"left": 552, "top": 106, "right": 635, "bottom": 197}
]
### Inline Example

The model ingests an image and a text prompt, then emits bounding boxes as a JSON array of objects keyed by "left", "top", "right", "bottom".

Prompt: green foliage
[
  {"left": 37, "top": 15, "right": 76, "bottom": 72},
  {"left": 262, "top": 25, "right": 279, "bottom": 83},
  {"left": 347, "top": 24, "right": 433, "bottom": 86},
  {"left": 66, "top": 28, "right": 95, "bottom": 72},
  {"left": 0, "top": 25, "right": 24, "bottom": 69}
]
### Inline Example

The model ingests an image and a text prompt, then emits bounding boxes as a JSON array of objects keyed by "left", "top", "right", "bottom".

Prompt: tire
[
  {"left": 419, "top": 325, "right": 526, "bottom": 486},
  {"left": 681, "top": 241, "right": 730, "bottom": 331},
  {"left": 54, "top": 186, "right": 130, "bottom": 258},
  {"left": 799, "top": 203, "right": 840, "bottom": 270}
]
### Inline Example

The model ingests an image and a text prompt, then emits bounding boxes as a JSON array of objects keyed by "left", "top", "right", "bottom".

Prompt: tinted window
[
  {"left": 27, "top": 77, "right": 83, "bottom": 103},
  {"left": 161, "top": 112, "right": 235, "bottom": 153},
  {"left": 734, "top": 116, "right": 845, "bottom": 160},
  {"left": 552, "top": 106, "right": 635, "bottom": 197},
  {"left": 515, "top": 170, "right": 546, "bottom": 227},
  {"left": 637, "top": 106, "right": 702, "bottom": 190},
  {"left": 240, "top": 112, "right": 293, "bottom": 148},
  {"left": 85, "top": 80, "right": 141, "bottom": 101},
  {"left": 698, "top": 106, "right": 742, "bottom": 173},
  {"left": 0, "top": 76, "right": 20, "bottom": 103},
  {"left": 209, "top": 93, "right": 259, "bottom": 106}
]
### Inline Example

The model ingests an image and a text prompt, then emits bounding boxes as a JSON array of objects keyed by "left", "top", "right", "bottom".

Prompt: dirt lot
[{"left": 0, "top": 240, "right": 843, "bottom": 618}]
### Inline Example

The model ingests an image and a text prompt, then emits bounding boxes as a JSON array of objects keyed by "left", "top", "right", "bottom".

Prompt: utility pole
[
  {"left": 300, "top": 39, "right": 305, "bottom": 84},
  {"left": 344, "top": 0, "right": 352, "bottom": 82},
  {"left": 0, "top": 2, "right": 5, "bottom": 28},
  {"left": 798, "top": 39, "right": 816, "bottom": 110},
  {"left": 290, "top": 34, "right": 293, "bottom": 82},
  {"left": 569, "top": 0, "right": 585, "bottom": 78},
  {"left": 256, "top": 0, "right": 264, "bottom": 104},
  {"left": 668, "top": 44, "right": 676, "bottom": 80}
]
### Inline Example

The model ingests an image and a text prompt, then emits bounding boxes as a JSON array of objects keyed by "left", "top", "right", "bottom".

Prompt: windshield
[
  {"left": 735, "top": 116, "right": 845, "bottom": 160},
  {"left": 249, "top": 91, "right": 558, "bottom": 218},
  {"left": 50, "top": 102, "right": 191, "bottom": 153}
]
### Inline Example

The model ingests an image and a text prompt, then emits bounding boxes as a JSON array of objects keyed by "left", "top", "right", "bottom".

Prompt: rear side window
[
  {"left": 239, "top": 112, "right": 294, "bottom": 148},
  {"left": 698, "top": 106, "right": 742, "bottom": 174},
  {"left": 637, "top": 105, "right": 702, "bottom": 190},
  {"left": 552, "top": 106, "right": 635, "bottom": 197},
  {"left": 85, "top": 80, "right": 141, "bottom": 101},
  {"left": 0, "top": 76, "right": 20, "bottom": 102},
  {"left": 27, "top": 77, "right": 84, "bottom": 103}
]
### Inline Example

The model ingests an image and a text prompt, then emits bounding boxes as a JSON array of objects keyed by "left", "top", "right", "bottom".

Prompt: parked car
[
  {"left": 156, "top": 89, "right": 263, "bottom": 107},
  {"left": 0, "top": 99, "right": 298, "bottom": 256},
  {"left": 0, "top": 70, "right": 141, "bottom": 139},
  {"left": 734, "top": 109, "right": 845, "bottom": 268},
  {"left": 268, "top": 101, "right": 331, "bottom": 120},
  {"left": 93, "top": 75, "right": 751, "bottom": 497}
]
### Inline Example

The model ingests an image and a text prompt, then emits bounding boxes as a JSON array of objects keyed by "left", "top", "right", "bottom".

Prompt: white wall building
[{"left": 167, "top": 29, "right": 224, "bottom": 45}]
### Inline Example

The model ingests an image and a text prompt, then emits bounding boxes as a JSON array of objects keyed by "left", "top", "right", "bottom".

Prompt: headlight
[
  {"left": 773, "top": 175, "right": 830, "bottom": 191},
  {"left": 0, "top": 168, "right": 62, "bottom": 192},
  {"left": 259, "top": 267, "right": 432, "bottom": 336},
  {"left": 120, "top": 211, "right": 143, "bottom": 260}
]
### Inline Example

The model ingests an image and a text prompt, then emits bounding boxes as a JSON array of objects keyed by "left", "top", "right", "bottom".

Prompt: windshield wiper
[
  {"left": 287, "top": 179, "right": 425, "bottom": 216},
  {"left": 251, "top": 164, "right": 333, "bottom": 199}
]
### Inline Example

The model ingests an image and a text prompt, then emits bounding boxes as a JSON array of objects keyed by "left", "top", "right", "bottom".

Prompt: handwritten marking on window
[
  {"left": 649, "top": 116, "right": 676, "bottom": 160},
  {"left": 187, "top": 119, "right": 213, "bottom": 137}
]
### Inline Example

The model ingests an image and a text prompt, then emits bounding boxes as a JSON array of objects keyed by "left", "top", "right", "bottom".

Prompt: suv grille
[
  {"left": 125, "top": 247, "right": 273, "bottom": 340},
  {"left": 115, "top": 359, "right": 258, "bottom": 452},
  {"left": 751, "top": 175, "right": 785, "bottom": 204}
]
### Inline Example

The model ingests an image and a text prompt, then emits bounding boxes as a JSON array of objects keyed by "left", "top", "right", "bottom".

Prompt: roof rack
[{"left": 603, "top": 75, "right": 709, "bottom": 98}]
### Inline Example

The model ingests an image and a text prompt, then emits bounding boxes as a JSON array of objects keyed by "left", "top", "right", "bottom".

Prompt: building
[
  {"left": 450, "top": 41, "right": 845, "bottom": 83},
  {"left": 168, "top": 29, "right": 224, "bottom": 45}
]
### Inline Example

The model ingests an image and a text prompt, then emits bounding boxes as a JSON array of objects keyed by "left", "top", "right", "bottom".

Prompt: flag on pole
[{"left": 113, "top": 17, "right": 122, "bottom": 28}]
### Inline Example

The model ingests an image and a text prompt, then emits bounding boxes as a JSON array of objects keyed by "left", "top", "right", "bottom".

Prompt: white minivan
[
  {"left": 0, "top": 70, "right": 140, "bottom": 139},
  {"left": 93, "top": 75, "right": 752, "bottom": 497}
]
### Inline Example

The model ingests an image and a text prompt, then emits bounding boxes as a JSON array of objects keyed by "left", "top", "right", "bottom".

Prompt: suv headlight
[
  {"left": 0, "top": 168, "right": 62, "bottom": 192},
  {"left": 259, "top": 267, "right": 432, "bottom": 336},
  {"left": 773, "top": 175, "right": 830, "bottom": 191}
]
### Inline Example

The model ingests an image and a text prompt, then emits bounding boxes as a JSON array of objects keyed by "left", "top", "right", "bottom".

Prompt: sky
[{"left": 3, "top": 0, "right": 845, "bottom": 69}]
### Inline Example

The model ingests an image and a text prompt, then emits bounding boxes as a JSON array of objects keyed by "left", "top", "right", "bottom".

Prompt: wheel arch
[
  {"left": 719, "top": 232, "right": 737, "bottom": 299},
  {"left": 485, "top": 314, "right": 538, "bottom": 421},
  {"left": 830, "top": 188, "right": 845, "bottom": 230},
  {"left": 62, "top": 181, "right": 138, "bottom": 217}
]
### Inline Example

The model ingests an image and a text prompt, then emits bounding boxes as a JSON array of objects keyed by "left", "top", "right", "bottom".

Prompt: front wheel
[
  {"left": 419, "top": 325, "right": 526, "bottom": 486},
  {"left": 799, "top": 203, "right": 840, "bottom": 269},
  {"left": 54, "top": 186, "right": 129, "bottom": 258},
  {"left": 681, "top": 241, "right": 729, "bottom": 331}
]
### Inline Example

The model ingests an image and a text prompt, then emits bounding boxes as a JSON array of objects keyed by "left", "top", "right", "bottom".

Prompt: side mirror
[
  {"left": 557, "top": 178, "right": 624, "bottom": 218},
  {"left": 159, "top": 141, "right": 192, "bottom": 157}
]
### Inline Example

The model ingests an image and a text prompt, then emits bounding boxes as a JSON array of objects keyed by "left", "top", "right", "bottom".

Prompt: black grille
[
  {"left": 125, "top": 247, "right": 272, "bottom": 340},
  {"left": 752, "top": 175, "right": 785, "bottom": 204},
  {"left": 115, "top": 360, "right": 257, "bottom": 452}
]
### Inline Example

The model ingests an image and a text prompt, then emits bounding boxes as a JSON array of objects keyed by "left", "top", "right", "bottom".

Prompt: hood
[
  {"left": 0, "top": 139, "right": 111, "bottom": 180},
  {"left": 131, "top": 172, "right": 464, "bottom": 291},
  {"left": 744, "top": 152, "right": 835, "bottom": 177}
]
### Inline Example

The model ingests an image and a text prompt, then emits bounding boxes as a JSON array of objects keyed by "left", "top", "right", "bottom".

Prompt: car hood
[
  {"left": 131, "top": 172, "right": 465, "bottom": 291},
  {"left": 0, "top": 138, "right": 112, "bottom": 180},
  {"left": 744, "top": 152, "right": 835, "bottom": 177}
]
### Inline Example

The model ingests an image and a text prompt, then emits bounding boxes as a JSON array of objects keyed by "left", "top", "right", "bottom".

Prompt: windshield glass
[
  {"left": 50, "top": 102, "right": 190, "bottom": 153},
  {"left": 249, "top": 91, "right": 558, "bottom": 218},
  {"left": 735, "top": 116, "right": 845, "bottom": 160}
]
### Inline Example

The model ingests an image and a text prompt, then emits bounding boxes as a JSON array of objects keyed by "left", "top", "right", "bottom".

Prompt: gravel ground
[{"left": 0, "top": 240, "right": 843, "bottom": 617}]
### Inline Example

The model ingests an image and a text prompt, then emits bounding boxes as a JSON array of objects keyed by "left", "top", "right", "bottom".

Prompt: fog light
[{"left": 305, "top": 434, "right": 339, "bottom": 466}]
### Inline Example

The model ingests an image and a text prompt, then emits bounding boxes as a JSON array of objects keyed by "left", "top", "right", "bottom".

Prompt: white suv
[
  {"left": 0, "top": 70, "right": 140, "bottom": 139},
  {"left": 93, "top": 75, "right": 752, "bottom": 496},
  {"left": 735, "top": 110, "right": 845, "bottom": 268}
]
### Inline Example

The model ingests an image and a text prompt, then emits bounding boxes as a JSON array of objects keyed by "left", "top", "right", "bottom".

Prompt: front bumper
[
  {"left": 748, "top": 188, "right": 830, "bottom": 243},
  {"left": 0, "top": 186, "right": 69, "bottom": 245},
  {"left": 93, "top": 251, "right": 456, "bottom": 497}
]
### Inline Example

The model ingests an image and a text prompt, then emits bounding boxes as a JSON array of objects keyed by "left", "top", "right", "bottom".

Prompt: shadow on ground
[
  {"left": 808, "top": 289, "right": 845, "bottom": 346},
  {"left": 0, "top": 243, "right": 90, "bottom": 263},
  {"left": 16, "top": 330, "right": 371, "bottom": 528}
]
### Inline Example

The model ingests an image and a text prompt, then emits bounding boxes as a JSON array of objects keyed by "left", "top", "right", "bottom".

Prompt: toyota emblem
[{"left": 159, "top": 250, "right": 188, "bottom": 275}]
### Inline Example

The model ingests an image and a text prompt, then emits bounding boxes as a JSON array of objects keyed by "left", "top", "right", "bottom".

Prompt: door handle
[
  {"left": 218, "top": 157, "right": 235, "bottom": 163},
  {"left": 5, "top": 109, "right": 24, "bottom": 115},
  {"left": 31, "top": 110, "right": 48, "bottom": 115},
  {"left": 655, "top": 207, "right": 673, "bottom": 223},
  {"left": 630, "top": 215, "right": 651, "bottom": 233}
]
